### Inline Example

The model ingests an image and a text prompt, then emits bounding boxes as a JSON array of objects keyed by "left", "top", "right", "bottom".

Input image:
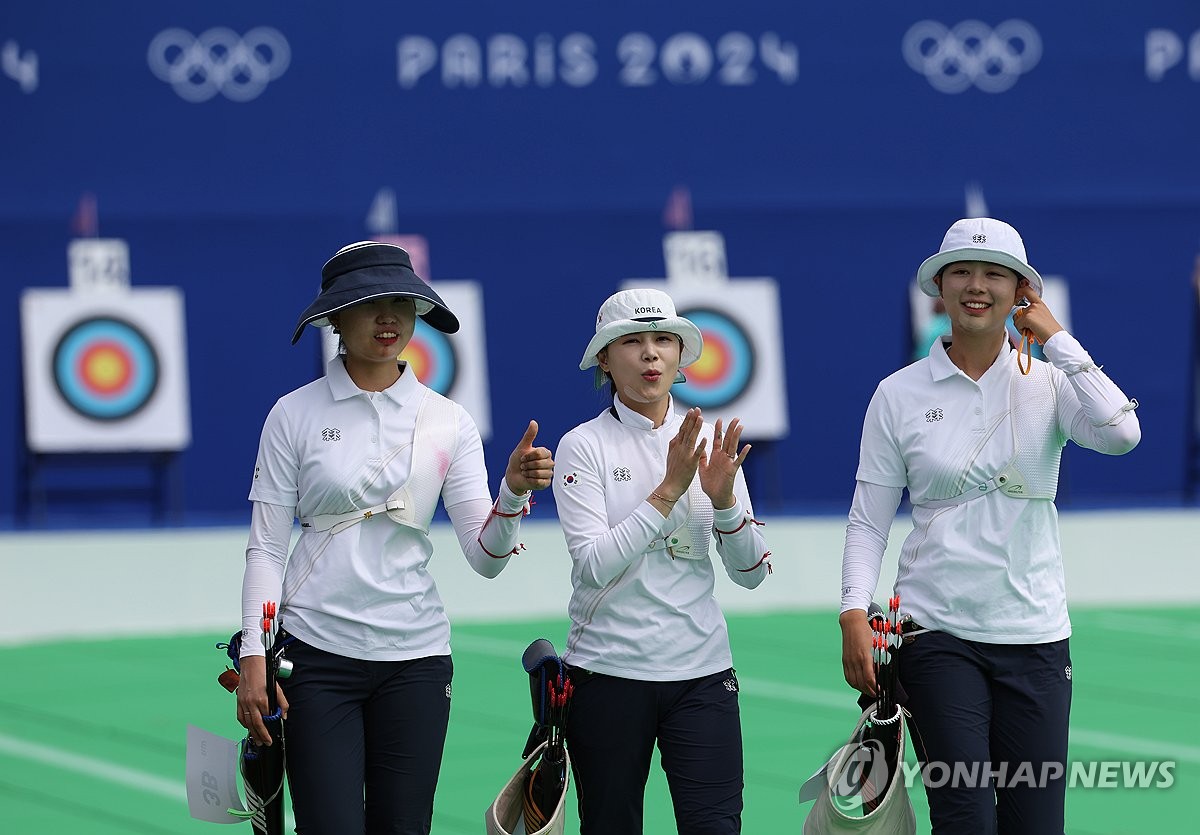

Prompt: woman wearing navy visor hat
[
  {"left": 236, "top": 241, "right": 554, "bottom": 834},
  {"left": 553, "top": 288, "right": 773, "bottom": 834},
  {"left": 838, "top": 218, "right": 1141, "bottom": 834}
]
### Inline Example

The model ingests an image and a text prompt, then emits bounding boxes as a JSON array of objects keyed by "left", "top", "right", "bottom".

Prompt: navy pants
[
  {"left": 279, "top": 639, "right": 453, "bottom": 835},
  {"left": 564, "top": 666, "right": 744, "bottom": 835},
  {"left": 898, "top": 631, "right": 1072, "bottom": 835}
]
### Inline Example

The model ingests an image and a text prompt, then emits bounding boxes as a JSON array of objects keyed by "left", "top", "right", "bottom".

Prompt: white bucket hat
[
  {"left": 579, "top": 288, "right": 703, "bottom": 371},
  {"left": 916, "top": 217, "right": 1043, "bottom": 298}
]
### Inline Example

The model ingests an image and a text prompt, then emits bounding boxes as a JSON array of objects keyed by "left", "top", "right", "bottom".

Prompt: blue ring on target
[
  {"left": 52, "top": 317, "right": 159, "bottom": 421},
  {"left": 674, "top": 307, "right": 754, "bottom": 410},
  {"left": 404, "top": 319, "right": 458, "bottom": 395}
]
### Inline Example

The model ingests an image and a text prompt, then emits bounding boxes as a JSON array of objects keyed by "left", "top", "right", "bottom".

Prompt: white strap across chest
[
  {"left": 916, "top": 463, "right": 1025, "bottom": 509},
  {"left": 914, "top": 360, "right": 1057, "bottom": 510},
  {"left": 300, "top": 496, "right": 408, "bottom": 535},
  {"left": 298, "top": 388, "right": 458, "bottom": 536}
]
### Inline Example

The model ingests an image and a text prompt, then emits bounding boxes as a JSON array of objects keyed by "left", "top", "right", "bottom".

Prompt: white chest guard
[
  {"left": 917, "top": 360, "right": 1061, "bottom": 510},
  {"left": 645, "top": 478, "right": 714, "bottom": 561},
  {"left": 299, "top": 388, "right": 459, "bottom": 535}
]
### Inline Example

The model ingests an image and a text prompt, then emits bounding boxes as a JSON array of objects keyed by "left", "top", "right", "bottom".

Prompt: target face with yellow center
[
  {"left": 399, "top": 319, "right": 458, "bottom": 395},
  {"left": 52, "top": 317, "right": 160, "bottom": 420},
  {"left": 674, "top": 308, "right": 754, "bottom": 410}
]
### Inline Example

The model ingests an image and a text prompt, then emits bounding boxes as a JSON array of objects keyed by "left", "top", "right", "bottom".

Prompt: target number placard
[
  {"left": 67, "top": 238, "right": 131, "bottom": 293},
  {"left": 663, "top": 231, "right": 729, "bottom": 285}
]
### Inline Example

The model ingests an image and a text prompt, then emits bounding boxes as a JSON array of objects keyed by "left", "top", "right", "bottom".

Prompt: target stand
[{"left": 18, "top": 450, "right": 183, "bottom": 526}]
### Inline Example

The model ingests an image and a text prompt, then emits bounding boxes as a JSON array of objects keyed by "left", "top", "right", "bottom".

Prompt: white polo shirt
[
  {"left": 842, "top": 333, "right": 1140, "bottom": 643},
  {"left": 243, "top": 357, "right": 527, "bottom": 661},
  {"left": 553, "top": 395, "right": 771, "bottom": 681}
]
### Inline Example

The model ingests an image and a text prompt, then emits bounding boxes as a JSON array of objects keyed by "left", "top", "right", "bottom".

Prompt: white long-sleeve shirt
[
  {"left": 553, "top": 395, "right": 771, "bottom": 680},
  {"left": 241, "top": 357, "right": 528, "bottom": 661},
  {"left": 841, "top": 332, "right": 1140, "bottom": 643}
]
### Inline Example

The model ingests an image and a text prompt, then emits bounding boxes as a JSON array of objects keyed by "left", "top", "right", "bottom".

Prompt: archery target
[
  {"left": 400, "top": 319, "right": 458, "bottom": 396},
  {"left": 53, "top": 317, "right": 159, "bottom": 420},
  {"left": 418, "top": 281, "right": 491, "bottom": 440},
  {"left": 620, "top": 278, "right": 789, "bottom": 439},
  {"left": 21, "top": 287, "right": 191, "bottom": 451},
  {"left": 675, "top": 308, "right": 754, "bottom": 409}
]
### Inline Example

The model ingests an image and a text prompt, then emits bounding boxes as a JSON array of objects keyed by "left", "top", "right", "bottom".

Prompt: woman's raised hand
[
  {"left": 698, "top": 418, "right": 750, "bottom": 510},
  {"left": 1012, "top": 279, "right": 1064, "bottom": 344},
  {"left": 504, "top": 420, "right": 555, "bottom": 493},
  {"left": 656, "top": 407, "right": 707, "bottom": 502}
]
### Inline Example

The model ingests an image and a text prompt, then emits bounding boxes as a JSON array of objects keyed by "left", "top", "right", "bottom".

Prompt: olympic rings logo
[
  {"left": 902, "top": 20, "right": 1041, "bottom": 94},
  {"left": 147, "top": 27, "right": 290, "bottom": 102}
]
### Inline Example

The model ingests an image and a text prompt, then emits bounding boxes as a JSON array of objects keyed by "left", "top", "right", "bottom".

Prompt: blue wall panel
[{"left": 2, "top": 1, "right": 1197, "bottom": 524}]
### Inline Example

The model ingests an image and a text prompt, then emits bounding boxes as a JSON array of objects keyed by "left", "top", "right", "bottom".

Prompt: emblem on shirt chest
[
  {"left": 562, "top": 472, "right": 580, "bottom": 486},
  {"left": 612, "top": 467, "right": 632, "bottom": 482},
  {"left": 321, "top": 427, "right": 342, "bottom": 441},
  {"left": 924, "top": 408, "right": 944, "bottom": 423}
]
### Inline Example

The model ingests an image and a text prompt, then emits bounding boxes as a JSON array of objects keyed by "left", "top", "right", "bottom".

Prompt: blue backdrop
[{"left": 2, "top": 1, "right": 1198, "bottom": 525}]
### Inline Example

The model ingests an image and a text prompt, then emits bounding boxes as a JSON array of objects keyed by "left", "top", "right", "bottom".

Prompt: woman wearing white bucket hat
[
  {"left": 237, "top": 241, "right": 554, "bottom": 834},
  {"left": 551, "top": 288, "right": 773, "bottom": 834},
  {"left": 838, "top": 218, "right": 1141, "bottom": 834}
]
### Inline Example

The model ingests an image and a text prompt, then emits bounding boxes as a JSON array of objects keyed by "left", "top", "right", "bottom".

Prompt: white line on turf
[
  {"left": 0, "top": 732, "right": 297, "bottom": 829},
  {"left": 0, "top": 732, "right": 184, "bottom": 799}
]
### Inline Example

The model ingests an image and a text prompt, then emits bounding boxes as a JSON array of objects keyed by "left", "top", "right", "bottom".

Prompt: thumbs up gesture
[{"left": 505, "top": 420, "right": 555, "bottom": 494}]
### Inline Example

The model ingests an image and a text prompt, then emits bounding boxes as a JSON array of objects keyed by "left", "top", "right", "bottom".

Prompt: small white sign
[
  {"left": 185, "top": 724, "right": 247, "bottom": 824},
  {"left": 67, "top": 239, "right": 131, "bottom": 293},
  {"left": 663, "top": 231, "right": 728, "bottom": 285}
]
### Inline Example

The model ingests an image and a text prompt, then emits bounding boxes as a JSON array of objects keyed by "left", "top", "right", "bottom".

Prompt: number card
[
  {"left": 68, "top": 238, "right": 131, "bottom": 294},
  {"left": 663, "top": 231, "right": 729, "bottom": 286},
  {"left": 185, "top": 724, "right": 247, "bottom": 823}
]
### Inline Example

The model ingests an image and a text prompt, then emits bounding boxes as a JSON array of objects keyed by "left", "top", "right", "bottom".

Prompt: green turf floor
[{"left": 0, "top": 607, "right": 1194, "bottom": 833}]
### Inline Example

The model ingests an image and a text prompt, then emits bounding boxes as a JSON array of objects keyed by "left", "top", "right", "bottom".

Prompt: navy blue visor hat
[{"left": 291, "top": 241, "right": 460, "bottom": 344}]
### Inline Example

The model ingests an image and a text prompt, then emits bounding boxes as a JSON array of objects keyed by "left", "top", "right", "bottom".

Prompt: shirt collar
[
  {"left": 927, "top": 336, "right": 1012, "bottom": 383},
  {"left": 612, "top": 393, "right": 679, "bottom": 431},
  {"left": 325, "top": 356, "right": 422, "bottom": 406}
]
